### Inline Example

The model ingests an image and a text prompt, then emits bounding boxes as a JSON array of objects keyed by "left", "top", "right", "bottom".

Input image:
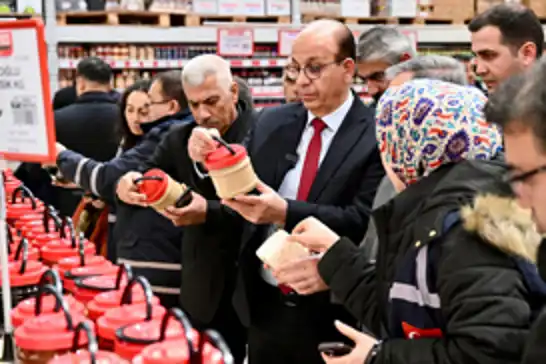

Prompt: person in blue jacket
[{"left": 52, "top": 71, "right": 192, "bottom": 308}]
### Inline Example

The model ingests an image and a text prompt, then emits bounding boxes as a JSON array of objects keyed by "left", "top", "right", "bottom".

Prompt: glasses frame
[
  {"left": 284, "top": 58, "right": 346, "bottom": 81},
  {"left": 503, "top": 165, "right": 546, "bottom": 185}
]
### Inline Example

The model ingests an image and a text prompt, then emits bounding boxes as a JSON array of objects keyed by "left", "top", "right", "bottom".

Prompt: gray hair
[
  {"left": 357, "top": 26, "right": 417, "bottom": 64},
  {"left": 385, "top": 55, "right": 468, "bottom": 85},
  {"left": 181, "top": 54, "right": 233, "bottom": 91},
  {"left": 488, "top": 58, "right": 546, "bottom": 150}
]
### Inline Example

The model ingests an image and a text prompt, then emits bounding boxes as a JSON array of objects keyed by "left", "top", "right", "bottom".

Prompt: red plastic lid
[
  {"left": 14, "top": 213, "right": 44, "bottom": 230},
  {"left": 204, "top": 144, "right": 247, "bottom": 171},
  {"left": 14, "top": 312, "right": 92, "bottom": 351},
  {"left": 137, "top": 169, "right": 169, "bottom": 204},
  {"left": 0, "top": 260, "right": 47, "bottom": 287},
  {"left": 97, "top": 304, "right": 166, "bottom": 341},
  {"left": 41, "top": 239, "right": 96, "bottom": 264},
  {"left": 88, "top": 287, "right": 160, "bottom": 320},
  {"left": 6, "top": 204, "right": 40, "bottom": 219},
  {"left": 49, "top": 350, "right": 129, "bottom": 364},
  {"left": 118, "top": 317, "right": 198, "bottom": 343},
  {"left": 8, "top": 245, "right": 39, "bottom": 262},
  {"left": 134, "top": 341, "right": 222, "bottom": 364},
  {"left": 11, "top": 294, "right": 85, "bottom": 328},
  {"left": 58, "top": 255, "right": 109, "bottom": 273}
]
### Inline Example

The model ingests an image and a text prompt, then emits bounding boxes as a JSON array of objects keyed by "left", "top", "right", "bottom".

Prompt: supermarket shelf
[
  {"left": 55, "top": 24, "right": 479, "bottom": 44},
  {"left": 59, "top": 58, "right": 288, "bottom": 69},
  {"left": 250, "top": 85, "right": 366, "bottom": 98}
]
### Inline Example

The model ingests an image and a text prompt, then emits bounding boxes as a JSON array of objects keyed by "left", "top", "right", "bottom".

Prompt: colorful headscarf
[{"left": 376, "top": 79, "right": 503, "bottom": 186}]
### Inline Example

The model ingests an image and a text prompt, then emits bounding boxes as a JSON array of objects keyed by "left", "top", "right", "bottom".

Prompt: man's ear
[
  {"left": 231, "top": 81, "right": 239, "bottom": 103},
  {"left": 519, "top": 41, "right": 538, "bottom": 68}
]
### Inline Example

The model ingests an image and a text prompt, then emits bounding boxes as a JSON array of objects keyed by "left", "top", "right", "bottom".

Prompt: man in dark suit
[
  {"left": 187, "top": 19, "right": 385, "bottom": 363},
  {"left": 53, "top": 57, "right": 120, "bottom": 216},
  {"left": 115, "top": 58, "right": 254, "bottom": 363}
]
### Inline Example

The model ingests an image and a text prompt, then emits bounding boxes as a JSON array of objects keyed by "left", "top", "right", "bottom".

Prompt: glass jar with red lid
[
  {"left": 114, "top": 308, "right": 198, "bottom": 360},
  {"left": 41, "top": 217, "right": 96, "bottom": 266},
  {"left": 0, "top": 244, "right": 48, "bottom": 330},
  {"left": 57, "top": 252, "right": 117, "bottom": 293},
  {"left": 73, "top": 264, "right": 133, "bottom": 305},
  {"left": 48, "top": 321, "right": 129, "bottom": 364},
  {"left": 133, "top": 329, "right": 234, "bottom": 364},
  {"left": 11, "top": 270, "right": 86, "bottom": 329},
  {"left": 14, "top": 285, "right": 94, "bottom": 364},
  {"left": 97, "top": 277, "right": 166, "bottom": 351},
  {"left": 22, "top": 207, "right": 62, "bottom": 247},
  {"left": 6, "top": 186, "right": 46, "bottom": 225}
]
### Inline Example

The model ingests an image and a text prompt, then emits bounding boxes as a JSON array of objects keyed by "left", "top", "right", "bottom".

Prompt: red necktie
[
  {"left": 279, "top": 118, "right": 327, "bottom": 295},
  {"left": 297, "top": 118, "right": 327, "bottom": 201}
]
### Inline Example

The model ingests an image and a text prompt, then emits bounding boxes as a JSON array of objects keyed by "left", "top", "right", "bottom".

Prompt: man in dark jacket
[
  {"left": 484, "top": 60, "right": 546, "bottom": 364},
  {"left": 116, "top": 55, "right": 254, "bottom": 363},
  {"left": 53, "top": 57, "right": 120, "bottom": 216}
]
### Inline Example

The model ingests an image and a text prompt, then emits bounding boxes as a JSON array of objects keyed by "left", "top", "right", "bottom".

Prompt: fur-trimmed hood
[{"left": 461, "top": 194, "right": 542, "bottom": 263}]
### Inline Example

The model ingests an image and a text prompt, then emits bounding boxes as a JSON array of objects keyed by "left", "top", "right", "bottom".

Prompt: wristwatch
[{"left": 364, "top": 341, "right": 382, "bottom": 364}]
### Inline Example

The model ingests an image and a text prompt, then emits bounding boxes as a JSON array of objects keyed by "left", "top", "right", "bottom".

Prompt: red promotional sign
[{"left": 0, "top": 19, "right": 56, "bottom": 163}]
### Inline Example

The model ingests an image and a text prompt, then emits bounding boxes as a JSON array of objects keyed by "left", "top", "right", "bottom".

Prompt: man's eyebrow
[{"left": 290, "top": 56, "right": 321, "bottom": 65}]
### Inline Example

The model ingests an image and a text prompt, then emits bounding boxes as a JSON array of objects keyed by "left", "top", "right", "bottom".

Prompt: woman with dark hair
[{"left": 52, "top": 71, "right": 193, "bottom": 308}]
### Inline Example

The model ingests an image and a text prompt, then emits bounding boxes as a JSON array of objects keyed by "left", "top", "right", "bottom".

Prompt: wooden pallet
[
  {"left": 57, "top": 11, "right": 190, "bottom": 27},
  {"left": 57, "top": 11, "right": 290, "bottom": 26},
  {"left": 302, "top": 15, "right": 465, "bottom": 25},
  {"left": 185, "top": 14, "right": 291, "bottom": 26}
]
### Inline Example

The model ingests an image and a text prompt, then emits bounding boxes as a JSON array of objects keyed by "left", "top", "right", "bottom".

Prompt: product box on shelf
[
  {"left": 265, "top": 0, "right": 290, "bottom": 16},
  {"left": 524, "top": 0, "right": 546, "bottom": 17},
  {"left": 419, "top": 0, "right": 474, "bottom": 22},
  {"left": 341, "top": 0, "right": 371, "bottom": 17},
  {"left": 300, "top": 0, "right": 341, "bottom": 16}
]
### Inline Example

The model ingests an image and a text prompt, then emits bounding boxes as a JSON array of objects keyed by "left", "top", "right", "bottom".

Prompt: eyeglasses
[
  {"left": 284, "top": 59, "right": 344, "bottom": 81},
  {"left": 503, "top": 165, "right": 546, "bottom": 185},
  {"left": 357, "top": 71, "right": 387, "bottom": 84},
  {"left": 149, "top": 99, "right": 171, "bottom": 106}
]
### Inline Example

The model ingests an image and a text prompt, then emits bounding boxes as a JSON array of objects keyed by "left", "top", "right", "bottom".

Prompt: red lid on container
[
  {"left": 58, "top": 254, "right": 109, "bottom": 274},
  {"left": 97, "top": 304, "right": 166, "bottom": 341},
  {"left": 64, "top": 264, "right": 118, "bottom": 294},
  {"left": 204, "top": 144, "right": 247, "bottom": 171},
  {"left": 136, "top": 169, "right": 169, "bottom": 204},
  {"left": 48, "top": 350, "right": 129, "bottom": 364},
  {"left": 133, "top": 341, "right": 223, "bottom": 364},
  {"left": 87, "top": 287, "right": 160, "bottom": 321},
  {"left": 0, "top": 260, "right": 48, "bottom": 287},
  {"left": 11, "top": 294, "right": 85, "bottom": 328},
  {"left": 8, "top": 244, "right": 39, "bottom": 262},
  {"left": 7, "top": 203, "right": 44, "bottom": 220},
  {"left": 4, "top": 179, "right": 21, "bottom": 195},
  {"left": 41, "top": 238, "right": 96, "bottom": 264},
  {"left": 14, "top": 312, "right": 92, "bottom": 351},
  {"left": 14, "top": 213, "right": 44, "bottom": 230}
]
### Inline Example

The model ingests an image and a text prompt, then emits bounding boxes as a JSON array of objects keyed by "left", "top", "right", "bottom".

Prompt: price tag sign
[
  {"left": 0, "top": 19, "right": 55, "bottom": 163},
  {"left": 278, "top": 29, "right": 300, "bottom": 57},
  {"left": 217, "top": 28, "right": 254, "bottom": 57}
]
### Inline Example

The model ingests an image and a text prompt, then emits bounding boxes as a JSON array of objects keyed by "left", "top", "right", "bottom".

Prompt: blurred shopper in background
[
  {"left": 282, "top": 67, "right": 299, "bottom": 103},
  {"left": 53, "top": 72, "right": 191, "bottom": 308},
  {"left": 469, "top": 3, "right": 542, "bottom": 93},
  {"left": 290, "top": 79, "right": 546, "bottom": 364},
  {"left": 53, "top": 56, "right": 121, "bottom": 216},
  {"left": 485, "top": 59, "right": 546, "bottom": 364},
  {"left": 355, "top": 26, "right": 416, "bottom": 103},
  {"left": 116, "top": 55, "right": 254, "bottom": 363}
]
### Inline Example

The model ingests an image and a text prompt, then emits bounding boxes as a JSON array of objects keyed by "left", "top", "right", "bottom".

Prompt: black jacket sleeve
[
  {"left": 285, "top": 147, "right": 384, "bottom": 243},
  {"left": 57, "top": 131, "right": 163, "bottom": 204},
  {"left": 376, "top": 227, "right": 534, "bottom": 364},
  {"left": 137, "top": 125, "right": 177, "bottom": 175},
  {"left": 317, "top": 237, "right": 380, "bottom": 335}
]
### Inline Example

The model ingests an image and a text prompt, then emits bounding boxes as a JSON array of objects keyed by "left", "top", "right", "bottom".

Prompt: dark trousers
[
  {"left": 247, "top": 280, "right": 355, "bottom": 364},
  {"left": 189, "top": 289, "right": 247, "bottom": 364}
]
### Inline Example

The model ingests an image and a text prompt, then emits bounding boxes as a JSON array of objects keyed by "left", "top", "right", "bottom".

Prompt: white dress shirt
[{"left": 277, "top": 92, "right": 354, "bottom": 200}]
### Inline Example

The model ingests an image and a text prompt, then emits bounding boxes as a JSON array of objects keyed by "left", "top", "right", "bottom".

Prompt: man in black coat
[
  {"left": 53, "top": 57, "right": 120, "bottom": 216},
  {"left": 116, "top": 57, "right": 254, "bottom": 364},
  {"left": 187, "top": 20, "right": 385, "bottom": 363}
]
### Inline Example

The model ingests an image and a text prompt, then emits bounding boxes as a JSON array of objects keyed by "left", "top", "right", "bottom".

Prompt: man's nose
[
  {"left": 196, "top": 106, "right": 211, "bottom": 120},
  {"left": 474, "top": 59, "right": 488, "bottom": 76},
  {"left": 513, "top": 183, "right": 532, "bottom": 209}
]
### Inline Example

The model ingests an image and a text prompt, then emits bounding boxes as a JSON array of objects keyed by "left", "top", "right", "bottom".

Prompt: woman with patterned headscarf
[{"left": 281, "top": 79, "right": 546, "bottom": 364}]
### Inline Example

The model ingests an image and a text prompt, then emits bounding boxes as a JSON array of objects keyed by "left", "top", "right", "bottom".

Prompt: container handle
[
  {"left": 211, "top": 135, "right": 236, "bottom": 155},
  {"left": 120, "top": 276, "right": 153, "bottom": 321},
  {"left": 16, "top": 238, "right": 29, "bottom": 275},
  {"left": 158, "top": 308, "right": 197, "bottom": 361},
  {"left": 34, "top": 284, "right": 74, "bottom": 331},
  {"left": 199, "top": 330, "right": 234, "bottom": 364},
  {"left": 133, "top": 175, "right": 164, "bottom": 185},
  {"left": 60, "top": 216, "right": 77, "bottom": 248},
  {"left": 114, "top": 263, "right": 133, "bottom": 290},
  {"left": 42, "top": 205, "right": 62, "bottom": 234},
  {"left": 37, "top": 269, "right": 63, "bottom": 305},
  {"left": 10, "top": 185, "right": 36, "bottom": 208},
  {"left": 78, "top": 232, "right": 86, "bottom": 267},
  {"left": 71, "top": 321, "right": 97, "bottom": 364}
]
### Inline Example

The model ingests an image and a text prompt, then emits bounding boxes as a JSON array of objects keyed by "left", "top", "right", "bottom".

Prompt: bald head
[{"left": 295, "top": 19, "right": 356, "bottom": 61}]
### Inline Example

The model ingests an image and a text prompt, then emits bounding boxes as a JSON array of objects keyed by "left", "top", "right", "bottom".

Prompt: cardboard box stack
[{"left": 419, "top": 0, "right": 474, "bottom": 22}]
